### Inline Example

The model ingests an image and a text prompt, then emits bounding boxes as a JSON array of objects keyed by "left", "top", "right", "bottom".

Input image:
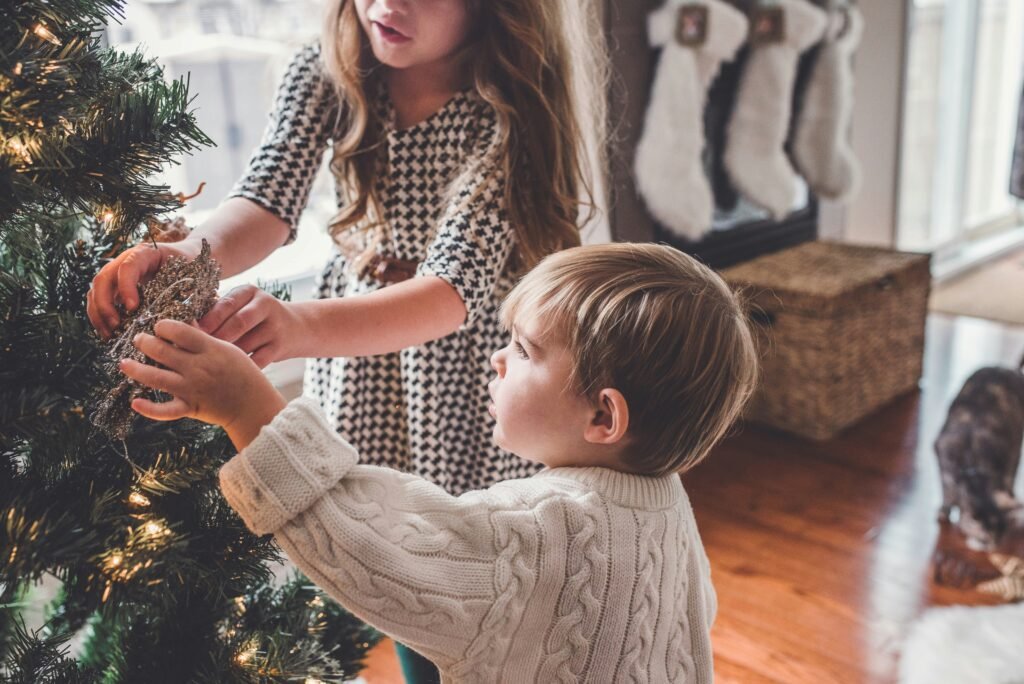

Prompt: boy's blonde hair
[
  {"left": 501, "top": 243, "right": 759, "bottom": 477},
  {"left": 320, "top": 0, "right": 609, "bottom": 273}
]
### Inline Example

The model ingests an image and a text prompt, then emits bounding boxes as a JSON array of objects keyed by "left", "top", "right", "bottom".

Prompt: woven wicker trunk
[{"left": 721, "top": 241, "right": 932, "bottom": 440}]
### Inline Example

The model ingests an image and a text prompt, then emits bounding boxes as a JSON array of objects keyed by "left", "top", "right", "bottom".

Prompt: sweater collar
[{"left": 533, "top": 466, "right": 682, "bottom": 509}]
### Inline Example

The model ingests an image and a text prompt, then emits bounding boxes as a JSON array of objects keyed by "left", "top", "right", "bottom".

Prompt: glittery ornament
[{"left": 92, "top": 239, "right": 221, "bottom": 438}]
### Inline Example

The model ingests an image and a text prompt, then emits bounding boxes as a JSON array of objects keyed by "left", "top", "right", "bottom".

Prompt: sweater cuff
[{"left": 219, "top": 398, "right": 357, "bottom": 535}]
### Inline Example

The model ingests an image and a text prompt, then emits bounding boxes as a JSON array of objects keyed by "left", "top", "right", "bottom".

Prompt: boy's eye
[{"left": 514, "top": 341, "right": 529, "bottom": 360}]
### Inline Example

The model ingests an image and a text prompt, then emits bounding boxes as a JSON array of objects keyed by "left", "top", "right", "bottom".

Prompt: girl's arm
[
  {"left": 182, "top": 197, "right": 291, "bottom": 278},
  {"left": 197, "top": 273, "right": 467, "bottom": 367},
  {"left": 289, "top": 275, "right": 466, "bottom": 357}
]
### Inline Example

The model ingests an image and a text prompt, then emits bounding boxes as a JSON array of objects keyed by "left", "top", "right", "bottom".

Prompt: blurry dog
[{"left": 935, "top": 353, "right": 1024, "bottom": 550}]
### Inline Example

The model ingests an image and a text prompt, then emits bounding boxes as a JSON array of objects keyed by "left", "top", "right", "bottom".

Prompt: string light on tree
[
  {"left": 128, "top": 491, "right": 151, "bottom": 508},
  {"left": 234, "top": 638, "right": 258, "bottom": 666},
  {"left": 6, "top": 136, "right": 34, "bottom": 164},
  {"left": 138, "top": 472, "right": 160, "bottom": 490},
  {"left": 33, "top": 23, "right": 61, "bottom": 45},
  {"left": 144, "top": 520, "right": 169, "bottom": 537}
]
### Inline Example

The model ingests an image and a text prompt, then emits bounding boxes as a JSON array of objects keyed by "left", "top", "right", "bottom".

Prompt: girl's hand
[
  {"left": 197, "top": 285, "right": 301, "bottom": 369},
  {"left": 87, "top": 241, "right": 202, "bottom": 339},
  {"left": 119, "top": 319, "right": 286, "bottom": 449}
]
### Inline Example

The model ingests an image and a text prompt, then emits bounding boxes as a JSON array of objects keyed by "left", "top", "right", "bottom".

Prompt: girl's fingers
[
  {"left": 152, "top": 319, "right": 207, "bottom": 353},
  {"left": 199, "top": 286, "right": 257, "bottom": 338},
  {"left": 249, "top": 344, "right": 277, "bottom": 370},
  {"left": 85, "top": 287, "right": 109, "bottom": 339},
  {"left": 209, "top": 298, "right": 264, "bottom": 345},
  {"left": 119, "top": 358, "right": 184, "bottom": 395},
  {"left": 133, "top": 332, "right": 189, "bottom": 369},
  {"left": 88, "top": 250, "right": 131, "bottom": 335},
  {"left": 235, "top": 322, "right": 272, "bottom": 355},
  {"left": 116, "top": 247, "right": 161, "bottom": 312},
  {"left": 131, "top": 396, "right": 191, "bottom": 421}
]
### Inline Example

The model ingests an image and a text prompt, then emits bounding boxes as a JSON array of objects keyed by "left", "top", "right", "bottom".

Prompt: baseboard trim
[{"left": 932, "top": 226, "right": 1024, "bottom": 282}]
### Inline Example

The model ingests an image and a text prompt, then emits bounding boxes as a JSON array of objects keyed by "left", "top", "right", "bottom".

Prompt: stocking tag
[
  {"left": 675, "top": 5, "right": 709, "bottom": 47},
  {"left": 750, "top": 6, "right": 786, "bottom": 45}
]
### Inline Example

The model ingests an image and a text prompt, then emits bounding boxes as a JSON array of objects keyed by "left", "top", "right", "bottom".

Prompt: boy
[{"left": 121, "top": 242, "right": 759, "bottom": 682}]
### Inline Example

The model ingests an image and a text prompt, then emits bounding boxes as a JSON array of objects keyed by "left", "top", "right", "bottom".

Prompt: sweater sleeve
[{"left": 219, "top": 398, "right": 533, "bottom": 667}]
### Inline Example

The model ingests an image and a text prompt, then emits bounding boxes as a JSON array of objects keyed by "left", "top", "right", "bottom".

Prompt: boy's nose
[{"left": 490, "top": 347, "right": 506, "bottom": 376}]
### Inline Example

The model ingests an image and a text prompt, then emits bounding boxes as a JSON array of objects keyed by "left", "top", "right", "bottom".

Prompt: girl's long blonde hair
[{"left": 321, "top": 0, "right": 608, "bottom": 272}]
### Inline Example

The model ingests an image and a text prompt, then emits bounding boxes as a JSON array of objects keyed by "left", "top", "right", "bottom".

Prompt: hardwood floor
[
  {"left": 359, "top": 314, "right": 1024, "bottom": 683},
  {"left": 688, "top": 313, "right": 1024, "bottom": 684}
]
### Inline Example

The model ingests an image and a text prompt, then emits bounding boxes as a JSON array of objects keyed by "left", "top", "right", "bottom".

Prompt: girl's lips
[
  {"left": 488, "top": 403, "right": 496, "bottom": 418},
  {"left": 373, "top": 21, "right": 411, "bottom": 44}
]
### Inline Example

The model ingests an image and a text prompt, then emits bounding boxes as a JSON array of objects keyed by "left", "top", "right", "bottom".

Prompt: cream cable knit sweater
[{"left": 219, "top": 399, "right": 717, "bottom": 683}]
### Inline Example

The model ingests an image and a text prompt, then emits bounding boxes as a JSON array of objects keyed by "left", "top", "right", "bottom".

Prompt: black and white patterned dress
[{"left": 230, "top": 43, "right": 540, "bottom": 495}]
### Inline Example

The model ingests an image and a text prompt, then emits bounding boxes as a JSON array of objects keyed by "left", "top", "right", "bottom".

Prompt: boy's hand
[
  {"left": 197, "top": 285, "right": 301, "bottom": 368},
  {"left": 119, "top": 319, "right": 287, "bottom": 449}
]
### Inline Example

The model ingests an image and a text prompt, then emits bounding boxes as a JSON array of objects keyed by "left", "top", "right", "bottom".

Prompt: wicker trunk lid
[{"left": 721, "top": 241, "right": 932, "bottom": 440}]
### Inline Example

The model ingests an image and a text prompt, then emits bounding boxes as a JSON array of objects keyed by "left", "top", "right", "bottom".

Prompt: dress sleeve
[
  {"left": 228, "top": 42, "right": 336, "bottom": 245},
  {"left": 218, "top": 397, "right": 535, "bottom": 667},
  {"left": 415, "top": 120, "right": 515, "bottom": 327}
]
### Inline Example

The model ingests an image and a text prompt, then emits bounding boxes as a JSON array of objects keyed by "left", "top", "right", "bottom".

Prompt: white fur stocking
[
  {"left": 724, "top": 0, "right": 827, "bottom": 219},
  {"left": 793, "top": 4, "right": 864, "bottom": 201},
  {"left": 634, "top": 0, "right": 749, "bottom": 241}
]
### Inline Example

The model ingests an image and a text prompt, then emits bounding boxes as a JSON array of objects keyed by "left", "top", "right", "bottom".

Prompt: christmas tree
[{"left": 0, "top": 1, "right": 378, "bottom": 681}]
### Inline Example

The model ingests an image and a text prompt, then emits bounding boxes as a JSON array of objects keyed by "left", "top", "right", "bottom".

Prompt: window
[
  {"left": 106, "top": 0, "right": 335, "bottom": 294},
  {"left": 898, "top": 0, "right": 1024, "bottom": 254}
]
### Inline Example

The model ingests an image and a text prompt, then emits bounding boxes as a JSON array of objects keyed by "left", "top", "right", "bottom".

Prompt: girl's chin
[{"left": 370, "top": 47, "right": 418, "bottom": 70}]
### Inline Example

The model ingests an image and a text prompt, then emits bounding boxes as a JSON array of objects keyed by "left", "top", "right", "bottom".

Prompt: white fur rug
[{"left": 899, "top": 603, "right": 1024, "bottom": 684}]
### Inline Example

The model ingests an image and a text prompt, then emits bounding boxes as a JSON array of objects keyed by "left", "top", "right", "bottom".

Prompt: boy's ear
[{"left": 583, "top": 388, "right": 629, "bottom": 445}]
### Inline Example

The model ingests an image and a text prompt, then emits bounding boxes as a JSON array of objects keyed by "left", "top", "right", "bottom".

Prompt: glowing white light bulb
[{"left": 128, "top": 491, "right": 151, "bottom": 507}]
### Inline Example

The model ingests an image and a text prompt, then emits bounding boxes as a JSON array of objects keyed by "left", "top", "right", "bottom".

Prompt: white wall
[{"left": 820, "top": 0, "right": 909, "bottom": 247}]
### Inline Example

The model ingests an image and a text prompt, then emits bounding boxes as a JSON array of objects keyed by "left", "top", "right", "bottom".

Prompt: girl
[{"left": 88, "top": 0, "right": 607, "bottom": 679}]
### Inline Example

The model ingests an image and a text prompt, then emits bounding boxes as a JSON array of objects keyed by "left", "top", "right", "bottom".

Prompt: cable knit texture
[{"left": 219, "top": 398, "right": 717, "bottom": 682}]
